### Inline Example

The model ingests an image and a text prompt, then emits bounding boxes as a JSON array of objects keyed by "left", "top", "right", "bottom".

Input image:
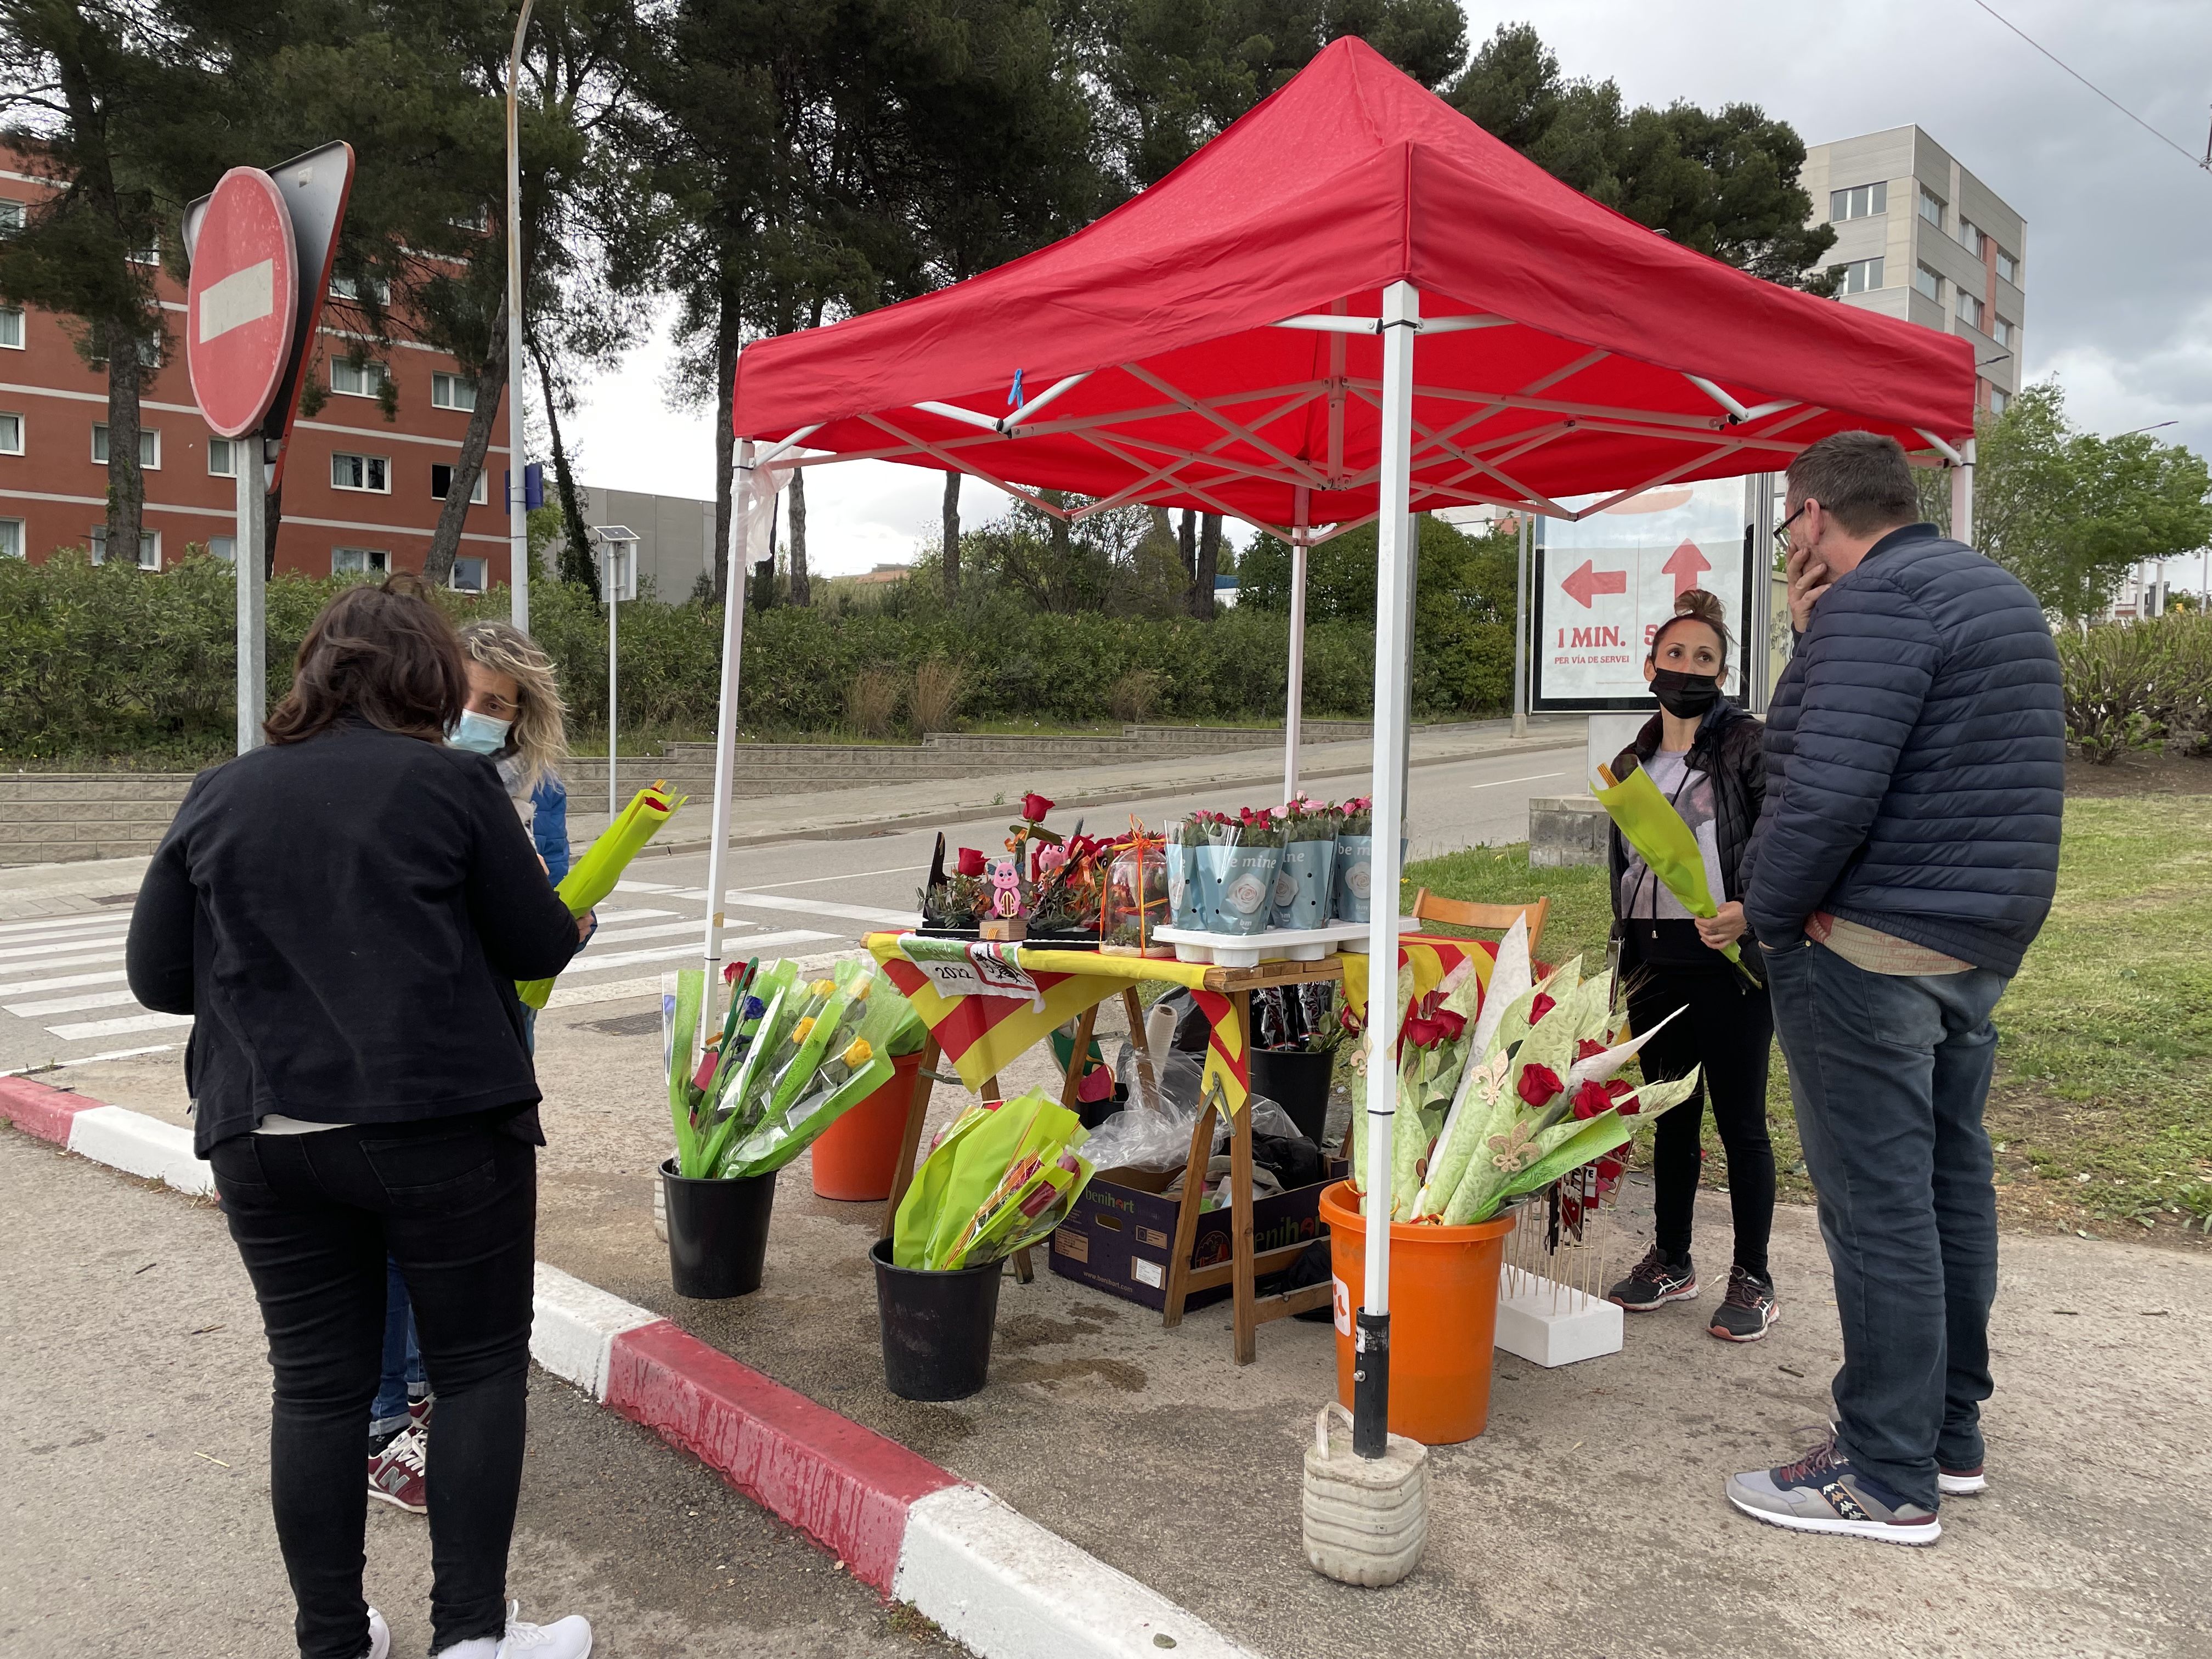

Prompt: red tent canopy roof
[{"left": 731, "top": 37, "right": 1975, "bottom": 532}]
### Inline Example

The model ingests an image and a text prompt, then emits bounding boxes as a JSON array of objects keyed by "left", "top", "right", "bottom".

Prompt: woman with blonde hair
[{"left": 450, "top": 619, "right": 573, "bottom": 884}]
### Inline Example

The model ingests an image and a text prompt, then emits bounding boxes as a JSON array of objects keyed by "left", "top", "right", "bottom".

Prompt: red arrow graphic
[
  {"left": 1560, "top": 559, "right": 1628, "bottom": 608},
  {"left": 1662, "top": 539, "right": 1713, "bottom": 599}
]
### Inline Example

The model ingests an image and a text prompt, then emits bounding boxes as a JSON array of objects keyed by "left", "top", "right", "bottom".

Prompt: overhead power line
[{"left": 1968, "top": 0, "right": 2212, "bottom": 174}]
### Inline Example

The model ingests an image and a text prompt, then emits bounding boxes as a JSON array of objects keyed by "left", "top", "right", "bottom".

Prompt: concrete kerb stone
[{"left": 4, "top": 1075, "right": 1269, "bottom": 1659}]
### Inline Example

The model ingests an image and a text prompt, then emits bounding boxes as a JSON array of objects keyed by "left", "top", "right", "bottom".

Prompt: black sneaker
[
  {"left": 1726, "top": 1427, "right": 1940, "bottom": 1545},
  {"left": 1606, "top": 1244, "right": 1697, "bottom": 1311},
  {"left": 1708, "top": 1265, "right": 1780, "bottom": 1342}
]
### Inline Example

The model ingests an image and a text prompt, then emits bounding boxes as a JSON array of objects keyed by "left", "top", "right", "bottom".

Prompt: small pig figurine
[{"left": 980, "top": 857, "right": 1028, "bottom": 940}]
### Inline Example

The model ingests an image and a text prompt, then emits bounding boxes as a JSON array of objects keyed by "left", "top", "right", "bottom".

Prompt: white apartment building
[{"left": 1802, "top": 127, "right": 2025, "bottom": 416}]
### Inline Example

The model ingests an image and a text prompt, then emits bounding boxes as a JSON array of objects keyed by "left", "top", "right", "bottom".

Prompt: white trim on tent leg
[
  {"left": 1358, "top": 279, "right": 1418, "bottom": 1448},
  {"left": 1512, "top": 514, "right": 1530, "bottom": 740},
  {"left": 1285, "top": 488, "right": 1310, "bottom": 803},
  {"left": 699, "top": 441, "right": 755, "bottom": 1032},
  {"left": 1951, "top": 437, "right": 1975, "bottom": 544}
]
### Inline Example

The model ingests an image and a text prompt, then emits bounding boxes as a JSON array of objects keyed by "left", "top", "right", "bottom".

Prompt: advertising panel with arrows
[{"left": 1531, "top": 476, "right": 1762, "bottom": 714}]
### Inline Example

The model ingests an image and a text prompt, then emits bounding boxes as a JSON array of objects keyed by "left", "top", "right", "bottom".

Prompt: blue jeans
[
  {"left": 1761, "top": 937, "right": 2009, "bottom": 1511},
  {"left": 371, "top": 1257, "right": 424, "bottom": 1439}
]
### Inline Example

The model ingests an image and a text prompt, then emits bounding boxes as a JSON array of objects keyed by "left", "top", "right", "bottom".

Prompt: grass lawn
[{"left": 1402, "top": 772, "right": 2212, "bottom": 1250}]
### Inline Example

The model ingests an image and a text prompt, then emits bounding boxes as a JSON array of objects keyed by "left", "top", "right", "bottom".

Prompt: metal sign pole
[
  {"left": 505, "top": 0, "right": 535, "bottom": 631},
  {"left": 235, "top": 443, "right": 268, "bottom": 752},
  {"left": 607, "top": 573, "right": 618, "bottom": 819}
]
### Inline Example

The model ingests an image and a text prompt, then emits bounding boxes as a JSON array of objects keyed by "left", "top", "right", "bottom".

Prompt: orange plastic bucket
[
  {"left": 1319, "top": 1180, "right": 1515, "bottom": 1445},
  {"left": 810, "top": 1049, "right": 923, "bottom": 1201}
]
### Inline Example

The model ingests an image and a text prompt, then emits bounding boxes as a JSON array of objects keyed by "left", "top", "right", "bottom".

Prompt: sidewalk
[{"left": 25, "top": 1000, "right": 2212, "bottom": 1659}]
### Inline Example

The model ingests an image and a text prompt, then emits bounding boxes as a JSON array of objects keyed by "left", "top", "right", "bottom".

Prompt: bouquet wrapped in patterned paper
[{"left": 891, "top": 1090, "right": 1096, "bottom": 1270}]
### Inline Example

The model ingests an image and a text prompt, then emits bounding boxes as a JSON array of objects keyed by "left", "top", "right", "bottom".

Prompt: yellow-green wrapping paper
[
  {"left": 1590, "top": 765, "right": 1743, "bottom": 972},
  {"left": 517, "top": 784, "right": 685, "bottom": 1008},
  {"left": 892, "top": 1092, "right": 1093, "bottom": 1270}
]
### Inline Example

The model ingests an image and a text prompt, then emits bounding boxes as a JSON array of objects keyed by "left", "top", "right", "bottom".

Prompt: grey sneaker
[
  {"left": 1606, "top": 1244, "right": 1697, "bottom": 1312},
  {"left": 1708, "top": 1265, "right": 1779, "bottom": 1342},
  {"left": 1726, "top": 1429, "right": 1940, "bottom": 1545}
]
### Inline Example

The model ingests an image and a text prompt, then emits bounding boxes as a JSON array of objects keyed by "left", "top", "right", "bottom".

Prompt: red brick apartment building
[{"left": 0, "top": 146, "right": 514, "bottom": 587}]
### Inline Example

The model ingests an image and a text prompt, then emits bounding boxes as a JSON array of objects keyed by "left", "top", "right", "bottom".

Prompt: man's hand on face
[{"left": 1787, "top": 541, "right": 1833, "bottom": 632}]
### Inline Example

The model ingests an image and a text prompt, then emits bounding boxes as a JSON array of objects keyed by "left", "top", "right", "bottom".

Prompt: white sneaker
[
  {"left": 365, "top": 1606, "right": 392, "bottom": 1659},
  {"left": 432, "top": 1601, "right": 594, "bottom": 1659}
]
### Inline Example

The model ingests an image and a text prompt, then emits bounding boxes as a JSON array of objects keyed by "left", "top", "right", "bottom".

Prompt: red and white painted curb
[{"left": 1, "top": 1075, "right": 1262, "bottom": 1659}]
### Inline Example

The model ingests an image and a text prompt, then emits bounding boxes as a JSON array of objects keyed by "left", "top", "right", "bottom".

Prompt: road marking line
[
  {"left": 741, "top": 865, "right": 919, "bottom": 891},
  {"left": 0, "top": 933, "right": 132, "bottom": 962},
  {"left": 0, "top": 968, "right": 131, "bottom": 998},
  {"left": 6, "top": 987, "right": 142, "bottom": 1018},
  {"left": 613, "top": 879, "right": 684, "bottom": 894},
  {"left": 0, "top": 913, "right": 135, "bottom": 939},
  {"left": 0, "top": 948, "right": 126, "bottom": 977},
  {"left": 1468, "top": 771, "right": 1570, "bottom": 790},
  {"left": 0, "top": 1042, "right": 178, "bottom": 1077},
  {"left": 582, "top": 919, "right": 732, "bottom": 949},
  {"left": 563, "top": 931, "right": 836, "bottom": 976},
  {"left": 723, "top": 891, "right": 918, "bottom": 927},
  {"left": 45, "top": 1011, "right": 195, "bottom": 1040}
]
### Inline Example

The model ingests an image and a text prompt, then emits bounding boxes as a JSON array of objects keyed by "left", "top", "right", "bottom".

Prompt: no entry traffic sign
[{"left": 185, "top": 168, "right": 299, "bottom": 440}]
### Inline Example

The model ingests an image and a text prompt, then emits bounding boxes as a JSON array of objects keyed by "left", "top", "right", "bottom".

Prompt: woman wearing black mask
[{"left": 1602, "top": 588, "right": 1779, "bottom": 1342}]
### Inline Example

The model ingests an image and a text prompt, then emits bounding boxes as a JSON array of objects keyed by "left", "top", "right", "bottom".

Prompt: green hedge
[
  {"left": 3, "top": 552, "right": 1502, "bottom": 766},
  {"left": 2056, "top": 611, "right": 2212, "bottom": 763}
]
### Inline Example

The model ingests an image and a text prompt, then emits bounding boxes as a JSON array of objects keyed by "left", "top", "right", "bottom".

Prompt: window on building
[
  {"left": 430, "top": 462, "right": 488, "bottom": 504},
  {"left": 0, "top": 518, "right": 22, "bottom": 559},
  {"left": 331, "top": 452, "right": 390, "bottom": 493},
  {"left": 450, "top": 556, "right": 488, "bottom": 593},
  {"left": 1958, "top": 219, "right": 1984, "bottom": 258},
  {"left": 0, "top": 412, "right": 21, "bottom": 455},
  {"left": 331, "top": 546, "right": 390, "bottom": 575},
  {"left": 329, "top": 272, "right": 392, "bottom": 306},
  {"left": 329, "top": 358, "right": 390, "bottom": 397},
  {"left": 1913, "top": 264, "right": 1943, "bottom": 302},
  {"left": 92, "top": 425, "right": 161, "bottom": 468},
  {"left": 1956, "top": 291, "right": 1985, "bottom": 330},
  {"left": 450, "top": 207, "right": 490, "bottom": 233},
  {"left": 431, "top": 371, "right": 477, "bottom": 412},
  {"left": 1988, "top": 387, "right": 2009, "bottom": 417},
  {"left": 127, "top": 244, "right": 160, "bottom": 267},
  {"left": 89, "top": 527, "right": 160, "bottom": 568},
  {"left": 1918, "top": 187, "right": 1945, "bottom": 230},
  {"left": 208, "top": 534, "right": 236, "bottom": 561},
  {"left": 1992, "top": 316, "right": 2015, "bottom": 349},
  {"left": 1995, "top": 248, "right": 2018, "bottom": 285},
  {"left": 0, "top": 198, "right": 23, "bottom": 236},
  {"left": 1833, "top": 257, "right": 1884, "bottom": 296},
  {"left": 0, "top": 306, "right": 21, "bottom": 348},
  {"left": 1828, "top": 181, "right": 1888, "bottom": 221},
  {"left": 208, "top": 437, "right": 236, "bottom": 477}
]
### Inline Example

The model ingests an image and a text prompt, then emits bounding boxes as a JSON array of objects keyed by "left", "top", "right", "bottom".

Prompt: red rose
[
  {"left": 1576, "top": 1037, "right": 1607, "bottom": 1062},
  {"left": 1431, "top": 1008, "right": 1468, "bottom": 1042},
  {"left": 1609, "top": 1079, "right": 1640, "bottom": 1116},
  {"left": 1570, "top": 1079, "right": 1613, "bottom": 1120},
  {"left": 1402, "top": 1017, "right": 1444, "bottom": 1050},
  {"left": 1021, "top": 793, "right": 1054, "bottom": 823},
  {"left": 1516, "top": 1063, "right": 1562, "bottom": 1107},
  {"left": 723, "top": 961, "right": 743, "bottom": 984},
  {"left": 956, "top": 847, "right": 986, "bottom": 877},
  {"left": 1528, "top": 992, "right": 1557, "bottom": 1024}
]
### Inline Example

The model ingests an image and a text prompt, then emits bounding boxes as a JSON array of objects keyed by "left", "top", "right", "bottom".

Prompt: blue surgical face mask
[{"left": 448, "top": 708, "right": 513, "bottom": 755}]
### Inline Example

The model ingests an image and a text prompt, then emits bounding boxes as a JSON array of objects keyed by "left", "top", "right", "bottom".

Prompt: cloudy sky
[{"left": 561, "top": 0, "right": 2212, "bottom": 577}]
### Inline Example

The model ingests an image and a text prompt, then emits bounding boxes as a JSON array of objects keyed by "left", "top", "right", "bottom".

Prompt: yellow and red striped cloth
[{"left": 866, "top": 934, "right": 1502, "bottom": 1117}]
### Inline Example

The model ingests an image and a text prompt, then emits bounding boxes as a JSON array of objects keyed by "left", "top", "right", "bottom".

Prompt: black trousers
[
  {"left": 1625, "top": 960, "right": 1776, "bottom": 1278},
  {"left": 210, "top": 1121, "right": 536, "bottom": 1659}
]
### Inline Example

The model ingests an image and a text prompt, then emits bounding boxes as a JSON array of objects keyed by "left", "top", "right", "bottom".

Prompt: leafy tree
[
  {"left": 1447, "top": 22, "right": 1837, "bottom": 290},
  {"left": 1918, "top": 381, "right": 2212, "bottom": 624},
  {"left": 0, "top": 0, "right": 190, "bottom": 566}
]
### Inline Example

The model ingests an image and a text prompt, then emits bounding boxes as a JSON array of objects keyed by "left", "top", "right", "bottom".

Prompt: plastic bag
[{"left": 1080, "top": 1106, "right": 1192, "bottom": 1174}]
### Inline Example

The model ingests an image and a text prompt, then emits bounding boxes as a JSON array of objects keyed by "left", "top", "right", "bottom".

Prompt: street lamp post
[
  {"left": 594, "top": 526, "right": 639, "bottom": 818},
  {"left": 506, "top": 0, "right": 534, "bottom": 632}
]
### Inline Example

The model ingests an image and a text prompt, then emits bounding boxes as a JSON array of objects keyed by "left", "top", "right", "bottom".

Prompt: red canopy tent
[{"left": 700, "top": 37, "right": 1979, "bottom": 1450}]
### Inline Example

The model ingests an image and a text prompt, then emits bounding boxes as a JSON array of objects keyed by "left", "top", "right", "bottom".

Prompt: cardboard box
[{"left": 1048, "top": 1161, "right": 1341, "bottom": 1312}]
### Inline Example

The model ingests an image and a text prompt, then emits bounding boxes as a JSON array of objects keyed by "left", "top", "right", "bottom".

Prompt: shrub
[
  {"left": 2057, "top": 614, "right": 2212, "bottom": 763},
  {"left": 1107, "top": 668, "right": 1163, "bottom": 723},
  {"left": 910, "top": 657, "right": 963, "bottom": 733},
  {"left": 845, "top": 668, "right": 903, "bottom": 738}
]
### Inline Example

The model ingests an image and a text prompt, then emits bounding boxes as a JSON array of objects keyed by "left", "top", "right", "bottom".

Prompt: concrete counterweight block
[
  {"left": 1527, "top": 795, "right": 1608, "bottom": 868},
  {"left": 1302, "top": 1403, "right": 1427, "bottom": 1587}
]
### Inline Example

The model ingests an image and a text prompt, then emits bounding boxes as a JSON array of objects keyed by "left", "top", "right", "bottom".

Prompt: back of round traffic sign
[{"left": 185, "top": 168, "right": 298, "bottom": 439}]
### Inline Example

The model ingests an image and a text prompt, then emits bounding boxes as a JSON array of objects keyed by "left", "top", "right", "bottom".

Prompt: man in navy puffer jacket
[{"left": 1724, "top": 432, "right": 2063, "bottom": 1547}]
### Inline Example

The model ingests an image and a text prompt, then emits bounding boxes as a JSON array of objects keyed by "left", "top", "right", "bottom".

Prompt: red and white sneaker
[
  {"left": 408, "top": 1392, "right": 435, "bottom": 1429},
  {"left": 368, "top": 1423, "right": 428, "bottom": 1514},
  {"left": 1939, "top": 1464, "right": 1987, "bottom": 1496}
]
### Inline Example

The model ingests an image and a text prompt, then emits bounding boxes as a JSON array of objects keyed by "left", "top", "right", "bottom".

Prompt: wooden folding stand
[{"left": 878, "top": 958, "right": 1346, "bottom": 1364}]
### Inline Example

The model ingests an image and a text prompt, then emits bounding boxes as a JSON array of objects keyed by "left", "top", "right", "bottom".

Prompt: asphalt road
[
  {"left": 0, "top": 744, "right": 1579, "bottom": 1079},
  {"left": 0, "top": 1128, "right": 968, "bottom": 1659}
]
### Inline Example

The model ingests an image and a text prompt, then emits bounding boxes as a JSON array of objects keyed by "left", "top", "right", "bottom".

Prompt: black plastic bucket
[
  {"left": 661, "top": 1159, "right": 777, "bottom": 1299},
  {"left": 871, "top": 1238, "right": 1005, "bottom": 1402},
  {"left": 1251, "top": 1046, "right": 1333, "bottom": 1144}
]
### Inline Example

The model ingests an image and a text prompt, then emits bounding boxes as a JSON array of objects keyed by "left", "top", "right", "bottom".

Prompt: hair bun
[{"left": 1675, "top": 588, "right": 1726, "bottom": 628}]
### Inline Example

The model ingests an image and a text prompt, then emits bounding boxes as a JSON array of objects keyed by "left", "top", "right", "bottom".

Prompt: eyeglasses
[{"left": 1773, "top": 501, "right": 1808, "bottom": 552}]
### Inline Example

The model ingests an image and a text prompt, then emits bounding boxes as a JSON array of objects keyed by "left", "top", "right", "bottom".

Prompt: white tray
[{"left": 1152, "top": 917, "right": 1418, "bottom": 969}]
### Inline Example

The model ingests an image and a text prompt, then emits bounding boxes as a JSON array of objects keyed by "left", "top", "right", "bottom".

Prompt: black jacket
[
  {"left": 1743, "top": 523, "right": 2064, "bottom": 975},
  {"left": 1609, "top": 700, "right": 1765, "bottom": 968},
  {"left": 127, "top": 721, "right": 582, "bottom": 1154}
]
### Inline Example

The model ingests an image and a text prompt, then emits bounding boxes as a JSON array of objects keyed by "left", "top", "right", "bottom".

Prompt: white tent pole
[
  {"left": 1284, "top": 485, "right": 1310, "bottom": 803},
  {"left": 1951, "top": 436, "right": 1976, "bottom": 545},
  {"left": 1355, "top": 278, "right": 1418, "bottom": 1460},
  {"left": 1512, "top": 514, "right": 1530, "bottom": 739},
  {"left": 699, "top": 439, "right": 755, "bottom": 1030}
]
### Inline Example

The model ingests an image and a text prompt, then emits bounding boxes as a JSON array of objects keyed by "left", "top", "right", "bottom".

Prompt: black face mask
[{"left": 1650, "top": 668, "right": 1721, "bottom": 719}]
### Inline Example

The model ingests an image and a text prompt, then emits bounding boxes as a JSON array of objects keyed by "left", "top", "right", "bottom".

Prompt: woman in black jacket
[
  {"left": 127, "top": 575, "right": 596, "bottom": 1659},
  {"left": 1600, "top": 589, "right": 1779, "bottom": 1344}
]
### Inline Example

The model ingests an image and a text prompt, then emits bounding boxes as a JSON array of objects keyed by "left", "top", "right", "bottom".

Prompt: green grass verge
[{"left": 1402, "top": 792, "right": 2212, "bottom": 1246}]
